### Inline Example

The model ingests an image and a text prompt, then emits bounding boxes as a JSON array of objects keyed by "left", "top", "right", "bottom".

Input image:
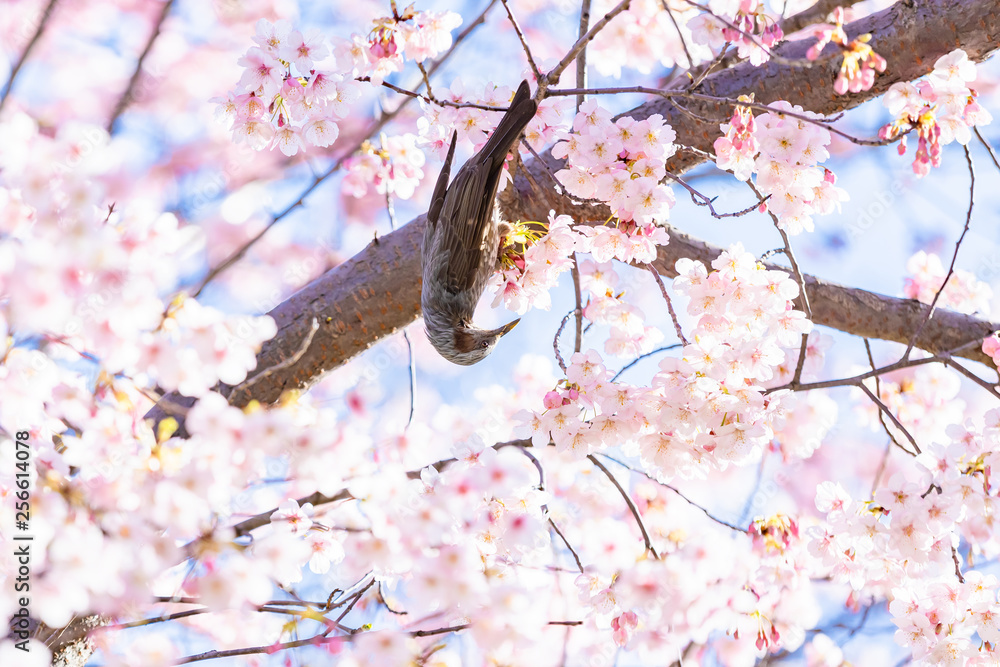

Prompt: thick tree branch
[
  {"left": 146, "top": 0, "right": 1000, "bottom": 420},
  {"left": 501, "top": 0, "right": 1000, "bottom": 217},
  {"left": 204, "top": 220, "right": 998, "bottom": 411}
]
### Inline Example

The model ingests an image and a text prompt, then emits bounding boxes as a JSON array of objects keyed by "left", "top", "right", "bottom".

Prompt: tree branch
[
  {"left": 146, "top": 0, "right": 1000, "bottom": 423},
  {"left": 106, "top": 0, "right": 175, "bottom": 132},
  {"left": 0, "top": 0, "right": 60, "bottom": 113}
]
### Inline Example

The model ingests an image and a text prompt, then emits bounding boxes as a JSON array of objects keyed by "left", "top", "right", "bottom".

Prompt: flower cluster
[
  {"left": 519, "top": 243, "right": 810, "bottom": 477},
  {"left": 903, "top": 250, "right": 992, "bottom": 316},
  {"left": 714, "top": 94, "right": 759, "bottom": 181},
  {"left": 488, "top": 210, "right": 671, "bottom": 348},
  {"left": 588, "top": 0, "right": 710, "bottom": 76},
  {"left": 805, "top": 7, "right": 886, "bottom": 95},
  {"left": 810, "top": 409, "right": 1000, "bottom": 664},
  {"left": 341, "top": 133, "right": 426, "bottom": 200},
  {"left": 650, "top": 245, "right": 811, "bottom": 470},
  {"left": 216, "top": 19, "right": 360, "bottom": 156},
  {"left": 579, "top": 257, "right": 665, "bottom": 358},
  {"left": 417, "top": 79, "right": 568, "bottom": 166},
  {"left": 567, "top": 481, "right": 822, "bottom": 660},
  {"left": 984, "top": 334, "right": 1000, "bottom": 369},
  {"left": 553, "top": 100, "right": 677, "bottom": 225},
  {"left": 334, "top": 4, "right": 462, "bottom": 84},
  {"left": 576, "top": 221, "right": 670, "bottom": 265},
  {"left": 688, "top": 0, "right": 783, "bottom": 66},
  {"left": 489, "top": 212, "right": 579, "bottom": 314},
  {"left": 139, "top": 296, "right": 277, "bottom": 396},
  {"left": 879, "top": 49, "right": 992, "bottom": 177},
  {"left": 715, "top": 99, "right": 847, "bottom": 234}
]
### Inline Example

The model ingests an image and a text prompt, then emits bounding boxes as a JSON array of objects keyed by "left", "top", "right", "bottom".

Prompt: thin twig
[
  {"left": 864, "top": 338, "right": 907, "bottom": 470},
  {"left": 546, "top": 0, "right": 632, "bottom": 86},
  {"left": 857, "top": 382, "right": 920, "bottom": 455},
  {"left": 766, "top": 350, "right": 958, "bottom": 394},
  {"left": 549, "top": 517, "right": 585, "bottom": 572},
  {"left": 544, "top": 87, "right": 896, "bottom": 147},
  {"left": 190, "top": 439, "right": 532, "bottom": 549},
  {"left": 107, "top": 0, "right": 175, "bottom": 132},
  {"left": 661, "top": 0, "right": 695, "bottom": 69},
  {"left": 415, "top": 61, "right": 435, "bottom": 100},
  {"left": 975, "top": 127, "right": 1000, "bottom": 174},
  {"left": 500, "top": 0, "right": 542, "bottom": 81},
  {"left": 746, "top": 182, "right": 811, "bottom": 320},
  {"left": 666, "top": 170, "right": 763, "bottom": 218},
  {"left": 682, "top": 1, "right": 817, "bottom": 68},
  {"left": 611, "top": 344, "right": 682, "bottom": 381},
  {"left": 599, "top": 453, "right": 745, "bottom": 532},
  {"left": 335, "top": 579, "right": 374, "bottom": 624},
  {"left": 522, "top": 138, "right": 560, "bottom": 181},
  {"left": 953, "top": 546, "right": 965, "bottom": 583},
  {"left": 571, "top": 256, "right": 584, "bottom": 354},
  {"left": 386, "top": 189, "right": 416, "bottom": 430},
  {"left": 518, "top": 445, "right": 546, "bottom": 489},
  {"left": 364, "top": 77, "right": 515, "bottom": 112},
  {"left": 177, "top": 635, "right": 342, "bottom": 663},
  {"left": 378, "top": 581, "right": 409, "bottom": 615},
  {"left": 0, "top": 0, "right": 60, "bottom": 114},
  {"left": 411, "top": 620, "right": 583, "bottom": 639},
  {"left": 902, "top": 145, "right": 975, "bottom": 361},
  {"left": 646, "top": 263, "right": 688, "bottom": 345},
  {"left": 744, "top": 180, "right": 811, "bottom": 386},
  {"left": 865, "top": 340, "right": 890, "bottom": 437},
  {"left": 576, "top": 0, "right": 592, "bottom": 110},
  {"left": 588, "top": 454, "right": 659, "bottom": 559},
  {"left": 942, "top": 357, "right": 1000, "bottom": 400},
  {"left": 516, "top": 443, "right": 584, "bottom": 573},
  {"left": 107, "top": 602, "right": 322, "bottom": 631},
  {"left": 554, "top": 308, "right": 576, "bottom": 373}
]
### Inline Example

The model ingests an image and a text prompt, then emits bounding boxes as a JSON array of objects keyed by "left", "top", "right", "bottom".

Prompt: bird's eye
[{"left": 481, "top": 341, "right": 489, "bottom": 349}]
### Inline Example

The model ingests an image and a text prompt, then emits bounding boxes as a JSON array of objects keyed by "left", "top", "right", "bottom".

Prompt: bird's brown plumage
[{"left": 421, "top": 80, "right": 537, "bottom": 365}]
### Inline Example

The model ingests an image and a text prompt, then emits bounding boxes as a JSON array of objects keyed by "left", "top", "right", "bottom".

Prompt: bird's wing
[
  {"left": 438, "top": 161, "right": 493, "bottom": 292},
  {"left": 437, "top": 81, "right": 537, "bottom": 292},
  {"left": 427, "top": 131, "right": 457, "bottom": 229}
]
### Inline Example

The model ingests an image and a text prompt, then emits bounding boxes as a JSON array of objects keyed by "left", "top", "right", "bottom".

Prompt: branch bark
[
  {"left": 71, "top": 2, "right": 999, "bottom": 665},
  {"left": 146, "top": 0, "right": 1000, "bottom": 421}
]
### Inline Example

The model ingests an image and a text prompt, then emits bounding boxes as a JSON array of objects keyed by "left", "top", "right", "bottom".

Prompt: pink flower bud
[{"left": 543, "top": 391, "right": 563, "bottom": 409}]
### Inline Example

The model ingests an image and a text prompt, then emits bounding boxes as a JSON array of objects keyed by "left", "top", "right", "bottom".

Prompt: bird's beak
[{"left": 499, "top": 319, "right": 520, "bottom": 336}]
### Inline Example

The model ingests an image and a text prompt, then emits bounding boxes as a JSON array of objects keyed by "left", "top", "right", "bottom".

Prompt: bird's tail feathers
[
  {"left": 427, "top": 131, "right": 458, "bottom": 226},
  {"left": 478, "top": 80, "right": 537, "bottom": 169}
]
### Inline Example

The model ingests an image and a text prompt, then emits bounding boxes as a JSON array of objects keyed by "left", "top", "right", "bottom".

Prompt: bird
[{"left": 420, "top": 79, "right": 537, "bottom": 365}]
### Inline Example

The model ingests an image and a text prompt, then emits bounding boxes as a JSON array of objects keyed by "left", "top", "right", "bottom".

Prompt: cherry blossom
[
  {"left": 805, "top": 7, "right": 886, "bottom": 95},
  {"left": 218, "top": 19, "right": 361, "bottom": 155},
  {"left": 903, "top": 250, "right": 992, "bottom": 316},
  {"left": 687, "top": 0, "right": 785, "bottom": 67},
  {"left": 714, "top": 99, "right": 848, "bottom": 234},
  {"left": 554, "top": 100, "right": 677, "bottom": 224},
  {"left": 0, "top": 5, "right": 997, "bottom": 667},
  {"left": 342, "top": 133, "right": 426, "bottom": 200},
  {"left": 880, "top": 49, "right": 992, "bottom": 176}
]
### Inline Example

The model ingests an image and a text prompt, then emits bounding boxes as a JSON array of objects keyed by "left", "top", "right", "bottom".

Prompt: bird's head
[{"left": 428, "top": 319, "right": 520, "bottom": 366}]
